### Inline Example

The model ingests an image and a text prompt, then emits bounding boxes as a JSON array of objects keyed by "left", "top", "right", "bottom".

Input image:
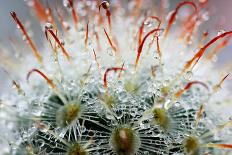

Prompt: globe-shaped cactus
[{"left": 0, "top": 0, "right": 232, "bottom": 155}]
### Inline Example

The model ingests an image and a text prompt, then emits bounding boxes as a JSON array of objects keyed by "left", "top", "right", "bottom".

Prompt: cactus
[{"left": 0, "top": 0, "right": 232, "bottom": 155}]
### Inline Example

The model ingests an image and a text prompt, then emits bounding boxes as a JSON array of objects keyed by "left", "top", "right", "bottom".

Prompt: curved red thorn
[
  {"left": 33, "top": 0, "right": 47, "bottom": 22},
  {"left": 118, "top": 62, "right": 125, "bottom": 78},
  {"left": 175, "top": 81, "right": 209, "bottom": 98},
  {"left": 103, "top": 28, "right": 117, "bottom": 52},
  {"left": 181, "top": 0, "right": 209, "bottom": 44},
  {"left": 68, "top": 0, "right": 78, "bottom": 29},
  {"left": 180, "top": 31, "right": 232, "bottom": 76},
  {"left": 27, "top": 69, "right": 55, "bottom": 89},
  {"left": 220, "top": 73, "right": 230, "bottom": 85},
  {"left": 45, "top": 27, "right": 71, "bottom": 61},
  {"left": 180, "top": 1, "right": 204, "bottom": 40},
  {"left": 99, "top": 1, "right": 111, "bottom": 31},
  {"left": 156, "top": 36, "right": 161, "bottom": 57},
  {"left": 93, "top": 49, "right": 100, "bottom": 71},
  {"left": 135, "top": 28, "right": 163, "bottom": 67},
  {"left": 213, "top": 73, "right": 230, "bottom": 91},
  {"left": 138, "top": 16, "right": 161, "bottom": 46},
  {"left": 10, "top": 11, "right": 42, "bottom": 64},
  {"left": 104, "top": 67, "right": 125, "bottom": 89},
  {"left": 164, "top": 1, "right": 197, "bottom": 37},
  {"left": 205, "top": 143, "right": 232, "bottom": 149},
  {"left": 85, "top": 21, "right": 89, "bottom": 49},
  {"left": 206, "top": 38, "right": 230, "bottom": 60}
]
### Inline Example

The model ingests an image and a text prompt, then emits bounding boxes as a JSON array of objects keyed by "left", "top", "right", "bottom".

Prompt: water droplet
[
  {"left": 156, "top": 30, "right": 164, "bottom": 37},
  {"left": 184, "top": 71, "right": 193, "bottom": 80},
  {"left": 22, "top": 35, "right": 27, "bottom": 41},
  {"left": 199, "top": 0, "right": 207, "bottom": 3},
  {"left": 115, "top": 110, "right": 123, "bottom": 119},
  {"left": 37, "top": 139, "right": 45, "bottom": 147},
  {"left": 63, "top": 0, "right": 71, "bottom": 8},
  {"left": 45, "top": 22, "right": 53, "bottom": 30},
  {"left": 81, "top": 126, "right": 86, "bottom": 133},
  {"left": 229, "top": 116, "right": 232, "bottom": 121},
  {"left": 106, "top": 112, "right": 114, "bottom": 120},
  {"left": 16, "top": 24, "right": 20, "bottom": 29},
  {"left": 201, "top": 11, "right": 209, "bottom": 21},
  {"left": 63, "top": 21, "right": 71, "bottom": 31},
  {"left": 187, "top": 40, "right": 193, "bottom": 45},
  {"left": 59, "top": 130, "right": 66, "bottom": 138},
  {"left": 144, "top": 20, "right": 153, "bottom": 28},
  {"left": 101, "top": 1, "right": 110, "bottom": 10},
  {"left": 27, "top": 0, "right": 35, "bottom": 7},
  {"left": 174, "top": 101, "right": 181, "bottom": 107},
  {"left": 156, "top": 89, "right": 161, "bottom": 97},
  {"left": 218, "top": 29, "right": 226, "bottom": 36},
  {"left": 144, "top": 151, "right": 149, "bottom": 155},
  {"left": 60, "top": 39, "right": 65, "bottom": 46},
  {"left": 154, "top": 53, "right": 160, "bottom": 61},
  {"left": 106, "top": 47, "right": 114, "bottom": 56},
  {"left": 37, "top": 122, "right": 50, "bottom": 133},
  {"left": 88, "top": 37, "right": 93, "bottom": 47},
  {"left": 211, "top": 54, "right": 218, "bottom": 62}
]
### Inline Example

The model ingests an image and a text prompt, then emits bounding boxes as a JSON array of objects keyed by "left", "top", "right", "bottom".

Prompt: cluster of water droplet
[
  {"left": 4, "top": 64, "right": 226, "bottom": 155},
  {"left": 0, "top": 0, "right": 231, "bottom": 155}
]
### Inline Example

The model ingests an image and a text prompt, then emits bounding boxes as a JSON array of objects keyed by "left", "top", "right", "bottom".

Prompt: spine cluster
[{"left": 0, "top": 0, "right": 231, "bottom": 155}]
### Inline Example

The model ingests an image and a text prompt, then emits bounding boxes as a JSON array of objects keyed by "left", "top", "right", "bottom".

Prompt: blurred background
[
  {"left": 1, "top": 0, "right": 232, "bottom": 44},
  {"left": 1, "top": 1, "right": 232, "bottom": 41},
  {"left": 0, "top": 0, "right": 231, "bottom": 91}
]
